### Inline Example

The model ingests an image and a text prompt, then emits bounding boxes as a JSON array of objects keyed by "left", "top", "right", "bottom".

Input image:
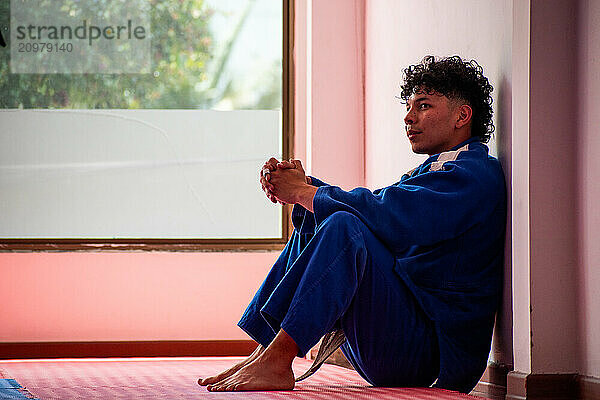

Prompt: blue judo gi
[{"left": 238, "top": 137, "right": 506, "bottom": 393}]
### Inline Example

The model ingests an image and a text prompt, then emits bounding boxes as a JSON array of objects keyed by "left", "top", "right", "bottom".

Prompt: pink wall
[
  {"left": 577, "top": 0, "right": 600, "bottom": 379},
  {"left": 512, "top": 0, "right": 599, "bottom": 379},
  {"left": 1, "top": 0, "right": 365, "bottom": 344},
  {"left": 0, "top": 253, "right": 274, "bottom": 341},
  {"left": 528, "top": 0, "right": 580, "bottom": 373},
  {"left": 308, "top": 0, "right": 365, "bottom": 189}
]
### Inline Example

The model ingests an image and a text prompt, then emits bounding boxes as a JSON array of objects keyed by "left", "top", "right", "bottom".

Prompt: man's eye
[{"left": 419, "top": 104, "right": 430, "bottom": 109}]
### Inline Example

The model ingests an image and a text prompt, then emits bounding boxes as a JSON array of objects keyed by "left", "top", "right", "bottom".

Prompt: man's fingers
[
  {"left": 260, "top": 175, "right": 275, "bottom": 196},
  {"left": 263, "top": 157, "right": 304, "bottom": 172},
  {"left": 275, "top": 159, "right": 305, "bottom": 172},
  {"left": 261, "top": 168, "right": 272, "bottom": 180},
  {"left": 263, "top": 186, "right": 276, "bottom": 203},
  {"left": 292, "top": 159, "right": 305, "bottom": 172},
  {"left": 266, "top": 157, "right": 280, "bottom": 170},
  {"left": 260, "top": 157, "right": 280, "bottom": 179},
  {"left": 268, "top": 193, "right": 280, "bottom": 203},
  {"left": 260, "top": 158, "right": 283, "bottom": 204},
  {"left": 262, "top": 181, "right": 274, "bottom": 192},
  {"left": 277, "top": 160, "right": 295, "bottom": 169}
]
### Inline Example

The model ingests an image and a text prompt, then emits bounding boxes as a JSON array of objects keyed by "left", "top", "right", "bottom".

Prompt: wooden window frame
[{"left": 0, "top": 0, "right": 295, "bottom": 252}]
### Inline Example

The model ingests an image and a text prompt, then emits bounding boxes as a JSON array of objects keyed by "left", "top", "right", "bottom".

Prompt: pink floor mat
[{"left": 0, "top": 357, "right": 482, "bottom": 399}]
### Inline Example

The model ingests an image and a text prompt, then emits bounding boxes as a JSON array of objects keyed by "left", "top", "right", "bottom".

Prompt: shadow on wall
[{"left": 491, "top": 74, "right": 513, "bottom": 369}]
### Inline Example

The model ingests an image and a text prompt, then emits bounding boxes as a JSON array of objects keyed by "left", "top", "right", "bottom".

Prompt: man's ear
[{"left": 455, "top": 104, "right": 473, "bottom": 129}]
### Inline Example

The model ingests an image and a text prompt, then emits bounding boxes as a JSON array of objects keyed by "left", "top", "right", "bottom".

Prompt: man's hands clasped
[{"left": 259, "top": 158, "right": 317, "bottom": 212}]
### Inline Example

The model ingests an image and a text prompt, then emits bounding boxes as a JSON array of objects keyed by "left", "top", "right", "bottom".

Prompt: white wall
[
  {"left": 510, "top": 0, "right": 531, "bottom": 374},
  {"left": 577, "top": 0, "right": 600, "bottom": 379},
  {"left": 364, "top": 0, "right": 513, "bottom": 366},
  {"left": 364, "top": 0, "right": 512, "bottom": 188}
]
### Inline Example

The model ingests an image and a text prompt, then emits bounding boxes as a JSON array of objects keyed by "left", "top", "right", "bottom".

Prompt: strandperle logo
[
  {"left": 14, "top": 19, "right": 147, "bottom": 47},
  {"left": 10, "top": 0, "right": 151, "bottom": 74}
]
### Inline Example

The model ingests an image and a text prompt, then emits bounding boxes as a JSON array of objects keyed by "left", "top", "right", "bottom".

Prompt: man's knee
[{"left": 317, "top": 211, "right": 365, "bottom": 236}]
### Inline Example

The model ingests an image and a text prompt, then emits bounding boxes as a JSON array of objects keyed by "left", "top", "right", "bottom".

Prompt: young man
[{"left": 198, "top": 55, "right": 506, "bottom": 394}]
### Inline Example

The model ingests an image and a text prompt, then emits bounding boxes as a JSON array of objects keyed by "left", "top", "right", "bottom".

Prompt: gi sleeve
[
  {"left": 291, "top": 176, "right": 329, "bottom": 234},
  {"left": 307, "top": 176, "right": 329, "bottom": 187},
  {"left": 312, "top": 162, "right": 501, "bottom": 253}
]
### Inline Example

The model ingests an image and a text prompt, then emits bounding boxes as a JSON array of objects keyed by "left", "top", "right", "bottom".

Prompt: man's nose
[{"left": 404, "top": 108, "right": 415, "bottom": 125}]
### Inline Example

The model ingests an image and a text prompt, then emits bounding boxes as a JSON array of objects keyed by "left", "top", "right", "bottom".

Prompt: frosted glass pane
[{"left": 0, "top": 110, "right": 282, "bottom": 238}]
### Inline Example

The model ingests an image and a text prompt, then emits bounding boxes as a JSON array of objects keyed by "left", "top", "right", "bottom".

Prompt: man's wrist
[{"left": 296, "top": 184, "right": 318, "bottom": 212}]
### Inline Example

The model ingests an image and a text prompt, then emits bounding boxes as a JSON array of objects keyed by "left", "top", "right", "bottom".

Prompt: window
[{"left": 0, "top": 0, "right": 294, "bottom": 251}]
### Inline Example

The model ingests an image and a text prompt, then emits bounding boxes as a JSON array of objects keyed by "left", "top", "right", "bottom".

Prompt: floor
[{"left": 0, "top": 357, "right": 483, "bottom": 399}]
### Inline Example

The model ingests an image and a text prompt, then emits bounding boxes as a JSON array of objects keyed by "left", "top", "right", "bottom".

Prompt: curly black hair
[{"left": 400, "top": 55, "right": 495, "bottom": 143}]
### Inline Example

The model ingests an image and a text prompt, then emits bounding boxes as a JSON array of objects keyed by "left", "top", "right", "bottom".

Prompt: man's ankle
[{"left": 261, "top": 330, "right": 299, "bottom": 368}]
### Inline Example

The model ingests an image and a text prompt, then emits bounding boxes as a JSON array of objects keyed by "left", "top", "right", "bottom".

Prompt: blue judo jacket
[{"left": 292, "top": 137, "right": 507, "bottom": 392}]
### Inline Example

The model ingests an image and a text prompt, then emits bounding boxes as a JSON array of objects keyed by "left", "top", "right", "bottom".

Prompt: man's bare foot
[
  {"left": 206, "top": 351, "right": 295, "bottom": 392},
  {"left": 198, "top": 345, "right": 264, "bottom": 386},
  {"left": 205, "top": 329, "right": 298, "bottom": 392}
]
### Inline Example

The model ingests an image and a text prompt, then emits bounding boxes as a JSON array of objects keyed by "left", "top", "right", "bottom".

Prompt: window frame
[{"left": 0, "top": 0, "right": 295, "bottom": 252}]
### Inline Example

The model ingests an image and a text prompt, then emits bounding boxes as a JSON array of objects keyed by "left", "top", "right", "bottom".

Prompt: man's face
[{"left": 403, "top": 90, "right": 462, "bottom": 156}]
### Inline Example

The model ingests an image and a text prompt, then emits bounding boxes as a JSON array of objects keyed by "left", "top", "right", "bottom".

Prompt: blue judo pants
[{"left": 238, "top": 211, "right": 440, "bottom": 387}]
